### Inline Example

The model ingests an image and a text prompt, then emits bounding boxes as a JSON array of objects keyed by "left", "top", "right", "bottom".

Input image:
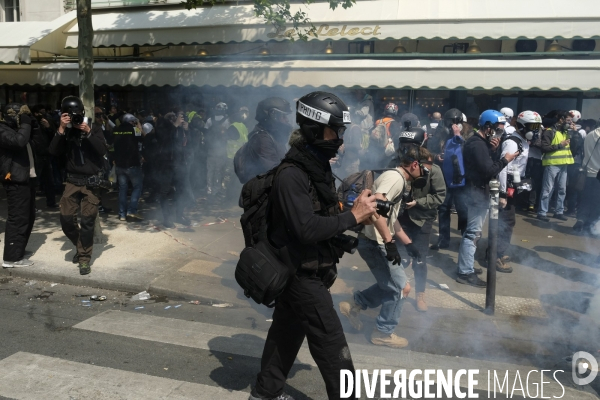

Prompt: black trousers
[
  {"left": 497, "top": 196, "right": 517, "bottom": 258},
  {"left": 399, "top": 215, "right": 432, "bottom": 293},
  {"left": 565, "top": 163, "right": 582, "bottom": 213},
  {"left": 255, "top": 273, "right": 356, "bottom": 400},
  {"left": 59, "top": 182, "right": 99, "bottom": 263},
  {"left": 157, "top": 164, "right": 185, "bottom": 224},
  {"left": 526, "top": 158, "right": 544, "bottom": 208},
  {"left": 3, "top": 180, "right": 36, "bottom": 262}
]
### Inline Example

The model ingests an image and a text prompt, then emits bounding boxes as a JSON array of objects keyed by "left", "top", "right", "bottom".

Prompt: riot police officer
[{"left": 250, "top": 92, "right": 377, "bottom": 400}]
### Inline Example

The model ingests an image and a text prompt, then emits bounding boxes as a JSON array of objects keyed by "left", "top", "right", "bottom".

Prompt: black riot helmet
[
  {"left": 61, "top": 96, "right": 85, "bottom": 116},
  {"left": 443, "top": 108, "right": 463, "bottom": 128},
  {"left": 399, "top": 113, "right": 420, "bottom": 130},
  {"left": 255, "top": 97, "right": 292, "bottom": 123},
  {"left": 296, "top": 91, "right": 350, "bottom": 143}
]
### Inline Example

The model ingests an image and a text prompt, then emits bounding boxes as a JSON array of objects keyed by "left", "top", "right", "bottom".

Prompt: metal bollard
[{"left": 485, "top": 179, "right": 500, "bottom": 315}]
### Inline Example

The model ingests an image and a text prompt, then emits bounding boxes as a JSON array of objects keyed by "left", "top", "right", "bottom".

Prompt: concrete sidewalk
[{"left": 1, "top": 190, "right": 600, "bottom": 396}]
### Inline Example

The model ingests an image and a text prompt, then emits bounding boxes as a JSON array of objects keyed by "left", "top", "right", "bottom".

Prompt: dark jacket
[
  {"left": 155, "top": 117, "right": 186, "bottom": 167},
  {"left": 268, "top": 164, "right": 357, "bottom": 272},
  {"left": 245, "top": 124, "right": 288, "bottom": 178},
  {"left": 407, "top": 163, "right": 446, "bottom": 226},
  {"left": 49, "top": 124, "right": 107, "bottom": 176},
  {"left": 0, "top": 121, "right": 33, "bottom": 184},
  {"left": 113, "top": 123, "right": 142, "bottom": 168},
  {"left": 464, "top": 133, "right": 508, "bottom": 201}
]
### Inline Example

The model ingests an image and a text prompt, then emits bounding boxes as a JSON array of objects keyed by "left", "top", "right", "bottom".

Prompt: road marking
[
  {"left": 73, "top": 311, "right": 590, "bottom": 399},
  {"left": 0, "top": 352, "right": 248, "bottom": 400}
]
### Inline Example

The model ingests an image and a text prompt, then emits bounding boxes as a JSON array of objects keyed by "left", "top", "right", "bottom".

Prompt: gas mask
[
  {"left": 241, "top": 112, "right": 249, "bottom": 121},
  {"left": 403, "top": 161, "right": 430, "bottom": 189},
  {"left": 525, "top": 131, "right": 534, "bottom": 140},
  {"left": 562, "top": 121, "right": 572, "bottom": 132}
]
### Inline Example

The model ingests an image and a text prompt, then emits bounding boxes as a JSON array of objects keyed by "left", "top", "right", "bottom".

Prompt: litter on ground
[
  {"left": 212, "top": 303, "right": 233, "bottom": 308},
  {"left": 131, "top": 291, "right": 151, "bottom": 301},
  {"left": 439, "top": 284, "right": 450, "bottom": 290},
  {"left": 135, "top": 306, "right": 145, "bottom": 310}
]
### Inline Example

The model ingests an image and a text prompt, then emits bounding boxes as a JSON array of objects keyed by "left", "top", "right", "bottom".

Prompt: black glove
[
  {"left": 19, "top": 114, "right": 32, "bottom": 126},
  {"left": 405, "top": 243, "right": 422, "bottom": 262},
  {"left": 384, "top": 241, "right": 401, "bottom": 265}
]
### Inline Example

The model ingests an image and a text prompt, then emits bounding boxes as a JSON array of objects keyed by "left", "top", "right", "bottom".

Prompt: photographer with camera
[
  {"left": 249, "top": 92, "right": 378, "bottom": 400},
  {"left": 49, "top": 96, "right": 108, "bottom": 275},
  {"left": 395, "top": 127, "right": 445, "bottom": 312},
  {"left": 339, "top": 145, "right": 430, "bottom": 349}
]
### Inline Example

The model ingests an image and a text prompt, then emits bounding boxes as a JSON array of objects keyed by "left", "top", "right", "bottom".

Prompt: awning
[
  {"left": 2, "top": 58, "right": 600, "bottom": 91},
  {"left": 0, "top": 12, "right": 76, "bottom": 64},
  {"left": 64, "top": 0, "right": 600, "bottom": 48}
]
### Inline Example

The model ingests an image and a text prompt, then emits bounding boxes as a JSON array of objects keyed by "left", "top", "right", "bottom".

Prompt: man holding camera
[
  {"left": 395, "top": 127, "right": 445, "bottom": 312},
  {"left": 456, "top": 110, "right": 519, "bottom": 287},
  {"left": 339, "top": 146, "right": 429, "bottom": 348},
  {"left": 49, "top": 96, "right": 108, "bottom": 275},
  {"left": 250, "top": 92, "right": 378, "bottom": 400}
]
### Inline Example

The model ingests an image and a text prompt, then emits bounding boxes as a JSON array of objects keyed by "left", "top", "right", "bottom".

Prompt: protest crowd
[{"left": 0, "top": 90, "right": 599, "bottom": 339}]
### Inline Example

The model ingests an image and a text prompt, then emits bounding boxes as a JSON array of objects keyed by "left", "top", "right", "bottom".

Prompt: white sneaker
[{"left": 2, "top": 259, "right": 34, "bottom": 268}]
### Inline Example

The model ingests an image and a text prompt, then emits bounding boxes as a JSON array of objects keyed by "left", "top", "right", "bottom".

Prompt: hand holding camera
[{"left": 350, "top": 189, "right": 378, "bottom": 224}]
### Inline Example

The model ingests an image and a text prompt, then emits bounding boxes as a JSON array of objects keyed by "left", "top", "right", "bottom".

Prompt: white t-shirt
[
  {"left": 499, "top": 134, "right": 529, "bottom": 193},
  {"left": 363, "top": 169, "right": 406, "bottom": 244}
]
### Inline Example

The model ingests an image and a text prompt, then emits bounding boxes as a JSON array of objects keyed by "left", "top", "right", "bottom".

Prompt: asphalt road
[{"left": 1, "top": 276, "right": 598, "bottom": 400}]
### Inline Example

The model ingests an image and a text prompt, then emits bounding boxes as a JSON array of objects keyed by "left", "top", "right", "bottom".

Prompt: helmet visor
[{"left": 526, "top": 123, "right": 541, "bottom": 132}]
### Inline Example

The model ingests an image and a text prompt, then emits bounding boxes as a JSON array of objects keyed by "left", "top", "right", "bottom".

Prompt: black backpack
[
  {"left": 568, "top": 129, "right": 585, "bottom": 158},
  {"left": 235, "top": 163, "right": 295, "bottom": 307}
]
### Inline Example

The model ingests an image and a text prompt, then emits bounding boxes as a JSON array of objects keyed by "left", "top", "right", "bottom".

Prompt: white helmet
[
  {"left": 462, "top": 113, "right": 467, "bottom": 122},
  {"left": 500, "top": 107, "right": 514, "bottom": 121},
  {"left": 570, "top": 110, "right": 582, "bottom": 122},
  {"left": 517, "top": 110, "right": 542, "bottom": 126}
]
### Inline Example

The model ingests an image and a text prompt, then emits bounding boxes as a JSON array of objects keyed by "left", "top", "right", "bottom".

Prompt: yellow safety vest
[
  {"left": 227, "top": 122, "right": 249, "bottom": 159},
  {"left": 542, "top": 129, "right": 574, "bottom": 166}
]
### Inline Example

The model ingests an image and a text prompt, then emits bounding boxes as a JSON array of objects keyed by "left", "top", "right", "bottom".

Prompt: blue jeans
[
  {"left": 457, "top": 200, "right": 488, "bottom": 275},
  {"left": 538, "top": 165, "right": 568, "bottom": 216},
  {"left": 116, "top": 166, "right": 143, "bottom": 217},
  {"left": 354, "top": 237, "right": 407, "bottom": 334},
  {"left": 438, "top": 186, "right": 468, "bottom": 244}
]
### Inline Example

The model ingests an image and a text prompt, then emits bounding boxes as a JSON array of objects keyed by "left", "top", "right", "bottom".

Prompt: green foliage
[{"left": 182, "top": 0, "right": 355, "bottom": 41}]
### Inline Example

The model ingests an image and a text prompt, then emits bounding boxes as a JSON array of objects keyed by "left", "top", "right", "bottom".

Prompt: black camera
[
  {"left": 87, "top": 174, "right": 116, "bottom": 192},
  {"left": 331, "top": 234, "right": 359, "bottom": 254},
  {"left": 398, "top": 190, "right": 414, "bottom": 216},
  {"left": 375, "top": 199, "right": 395, "bottom": 218},
  {"left": 70, "top": 112, "right": 84, "bottom": 125}
]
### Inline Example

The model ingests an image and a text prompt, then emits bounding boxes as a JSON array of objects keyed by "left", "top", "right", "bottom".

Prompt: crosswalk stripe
[
  {"left": 0, "top": 352, "right": 248, "bottom": 400},
  {"left": 73, "top": 311, "right": 594, "bottom": 399}
]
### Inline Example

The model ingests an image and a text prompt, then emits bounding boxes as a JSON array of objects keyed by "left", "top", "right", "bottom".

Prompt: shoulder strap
[{"left": 584, "top": 135, "right": 600, "bottom": 169}]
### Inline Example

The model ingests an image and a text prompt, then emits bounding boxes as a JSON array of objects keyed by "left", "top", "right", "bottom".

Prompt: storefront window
[
  {"left": 4, "top": 0, "right": 20, "bottom": 22},
  {"left": 522, "top": 96, "right": 577, "bottom": 117}
]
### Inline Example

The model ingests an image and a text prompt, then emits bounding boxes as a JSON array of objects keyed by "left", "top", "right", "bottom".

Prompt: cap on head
[
  {"left": 215, "top": 102, "right": 228, "bottom": 112},
  {"left": 255, "top": 97, "right": 291, "bottom": 122}
]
